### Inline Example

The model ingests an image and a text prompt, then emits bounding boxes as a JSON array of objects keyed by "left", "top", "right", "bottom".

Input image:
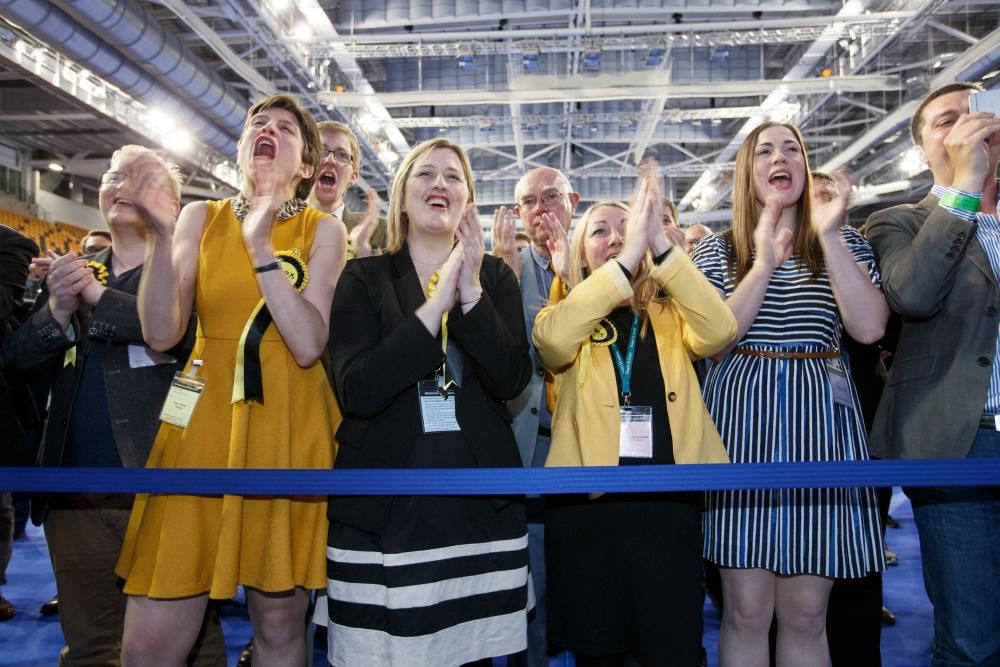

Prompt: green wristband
[{"left": 939, "top": 192, "right": 981, "bottom": 213}]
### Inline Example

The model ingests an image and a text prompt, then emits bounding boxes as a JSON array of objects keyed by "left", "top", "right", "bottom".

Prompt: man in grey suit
[
  {"left": 865, "top": 81, "right": 1000, "bottom": 667},
  {"left": 494, "top": 166, "right": 579, "bottom": 667},
  {"left": 308, "top": 120, "right": 386, "bottom": 257}
]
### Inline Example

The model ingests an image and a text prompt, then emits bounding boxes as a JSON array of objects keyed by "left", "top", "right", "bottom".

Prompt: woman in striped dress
[
  {"left": 326, "top": 138, "right": 532, "bottom": 666},
  {"left": 691, "top": 122, "right": 888, "bottom": 667}
]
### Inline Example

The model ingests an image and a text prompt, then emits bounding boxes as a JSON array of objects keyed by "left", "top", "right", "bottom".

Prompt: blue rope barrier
[{"left": 0, "top": 459, "right": 997, "bottom": 495}]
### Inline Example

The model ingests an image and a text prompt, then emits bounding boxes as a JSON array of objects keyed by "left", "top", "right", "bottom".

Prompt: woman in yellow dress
[{"left": 115, "top": 94, "right": 347, "bottom": 666}]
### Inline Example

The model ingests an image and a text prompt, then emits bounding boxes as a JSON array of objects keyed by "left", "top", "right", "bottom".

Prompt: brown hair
[
  {"left": 317, "top": 120, "right": 361, "bottom": 172},
  {"left": 386, "top": 138, "right": 476, "bottom": 254},
  {"left": 910, "top": 82, "right": 983, "bottom": 147},
  {"left": 242, "top": 94, "right": 322, "bottom": 200},
  {"left": 726, "top": 121, "right": 821, "bottom": 285}
]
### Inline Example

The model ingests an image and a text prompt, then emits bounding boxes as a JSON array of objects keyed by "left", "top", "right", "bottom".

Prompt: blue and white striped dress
[{"left": 692, "top": 228, "right": 886, "bottom": 578}]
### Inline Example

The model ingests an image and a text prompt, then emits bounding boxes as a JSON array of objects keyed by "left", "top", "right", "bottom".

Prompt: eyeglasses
[
  {"left": 517, "top": 189, "right": 567, "bottom": 210},
  {"left": 323, "top": 148, "right": 354, "bottom": 166},
  {"left": 100, "top": 172, "right": 127, "bottom": 187}
]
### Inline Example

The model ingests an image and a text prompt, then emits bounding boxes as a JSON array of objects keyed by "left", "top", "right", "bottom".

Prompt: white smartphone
[{"left": 969, "top": 89, "right": 1000, "bottom": 116}]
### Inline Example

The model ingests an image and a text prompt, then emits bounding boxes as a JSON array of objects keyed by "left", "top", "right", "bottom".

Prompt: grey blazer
[
  {"left": 865, "top": 193, "right": 1000, "bottom": 460},
  {"left": 4, "top": 248, "right": 194, "bottom": 521},
  {"left": 506, "top": 248, "right": 551, "bottom": 468}
]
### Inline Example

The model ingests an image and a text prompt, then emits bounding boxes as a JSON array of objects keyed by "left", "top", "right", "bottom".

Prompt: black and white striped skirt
[{"left": 326, "top": 496, "right": 531, "bottom": 666}]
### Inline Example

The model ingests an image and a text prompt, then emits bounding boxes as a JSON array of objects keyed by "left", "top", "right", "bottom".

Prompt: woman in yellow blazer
[{"left": 533, "top": 171, "right": 736, "bottom": 667}]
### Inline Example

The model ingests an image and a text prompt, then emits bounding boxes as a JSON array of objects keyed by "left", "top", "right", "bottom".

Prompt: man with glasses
[
  {"left": 493, "top": 166, "right": 580, "bottom": 667},
  {"left": 307, "top": 120, "right": 385, "bottom": 258}
]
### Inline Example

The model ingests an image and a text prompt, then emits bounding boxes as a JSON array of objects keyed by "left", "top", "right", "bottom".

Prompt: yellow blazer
[{"left": 533, "top": 250, "right": 737, "bottom": 468}]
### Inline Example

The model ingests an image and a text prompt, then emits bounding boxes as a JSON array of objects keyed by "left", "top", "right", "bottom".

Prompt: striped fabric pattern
[
  {"left": 691, "top": 228, "right": 886, "bottom": 578},
  {"left": 326, "top": 532, "right": 531, "bottom": 666}
]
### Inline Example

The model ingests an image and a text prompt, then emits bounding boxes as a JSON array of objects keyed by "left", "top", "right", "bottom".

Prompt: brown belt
[{"left": 732, "top": 348, "right": 840, "bottom": 359}]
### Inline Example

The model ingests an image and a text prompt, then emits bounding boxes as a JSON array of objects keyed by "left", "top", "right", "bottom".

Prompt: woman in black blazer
[{"left": 326, "top": 138, "right": 532, "bottom": 666}]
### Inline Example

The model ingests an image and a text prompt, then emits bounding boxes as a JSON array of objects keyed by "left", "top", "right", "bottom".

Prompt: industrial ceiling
[{"left": 0, "top": 0, "right": 998, "bottom": 227}]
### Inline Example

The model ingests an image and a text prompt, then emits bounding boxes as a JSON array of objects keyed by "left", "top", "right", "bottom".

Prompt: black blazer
[
  {"left": 328, "top": 247, "right": 531, "bottom": 535},
  {"left": 0, "top": 225, "right": 39, "bottom": 461}
]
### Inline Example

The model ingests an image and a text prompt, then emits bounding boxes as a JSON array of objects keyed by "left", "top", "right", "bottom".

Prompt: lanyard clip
[{"left": 622, "top": 392, "right": 632, "bottom": 408}]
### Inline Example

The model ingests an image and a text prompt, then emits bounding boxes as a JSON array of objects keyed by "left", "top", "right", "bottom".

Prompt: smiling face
[
  {"left": 402, "top": 147, "right": 470, "bottom": 239},
  {"left": 751, "top": 124, "right": 807, "bottom": 209},
  {"left": 236, "top": 106, "right": 314, "bottom": 198},
  {"left": 582, "top": 204, "right": 629, "bottom": 273},
  {"left": 311, "top": 129, "right": 358, "bottom": 210},
  {"left": 99, "top": 151, "right": 179, "bottom": 230}
]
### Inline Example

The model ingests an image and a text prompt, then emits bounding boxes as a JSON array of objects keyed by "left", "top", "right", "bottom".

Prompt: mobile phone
[{"left": 969, "top": 89, "right": 1000, "bottom": 116}]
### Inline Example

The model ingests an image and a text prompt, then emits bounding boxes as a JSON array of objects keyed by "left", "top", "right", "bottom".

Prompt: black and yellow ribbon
[
  {"left": 426, "top": 271, "right": 458, "bottom": 396},
  {"left": 233, "top": 248, "right": 309, "bottom": 404}
]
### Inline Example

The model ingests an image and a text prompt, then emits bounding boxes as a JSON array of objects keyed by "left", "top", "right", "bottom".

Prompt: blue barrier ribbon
[{"left": 0, "top": 459, "right": 997, "bottom": 495}]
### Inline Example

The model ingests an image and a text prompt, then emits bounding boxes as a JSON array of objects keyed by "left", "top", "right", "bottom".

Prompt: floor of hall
[{"left": 0, "top": 490, "right": 932, "bottom": 666}]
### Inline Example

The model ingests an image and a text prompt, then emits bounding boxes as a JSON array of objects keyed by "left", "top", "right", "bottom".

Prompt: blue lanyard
[{"left": 609, "top": 314, "right": 640, "bottom": 406}]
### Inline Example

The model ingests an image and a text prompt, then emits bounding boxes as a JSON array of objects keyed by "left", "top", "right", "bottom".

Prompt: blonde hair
[
  {"left": 108, "top": 144, "right": 183, "bottom": 201},
  {"left": 727, "top": 121, "right": 821, "bottom": 284},
  {"left": 385, "top": 138, "right": 476, "bottom": 254},
  {"left": 567, "top": 200, "right": 662, "bottom": 333},
  {"left": 317, "top": 120, "right": 361, "bottom": 172}
]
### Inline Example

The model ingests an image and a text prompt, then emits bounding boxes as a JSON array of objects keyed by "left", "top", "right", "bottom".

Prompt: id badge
[
  {"left": 619, "top": 405, "right": 653, "bottom": 458},
  {"left": 826, "top": 357, "right": 854, "bottom": 408},
  {"left": 159, "top": 367, "right": 206, "bottom": 428},
  {"left": 418, "top": 380, "right": 460, "bottom": 433},
  {"left": 128, "top": 344, "right": 176, "bottom": 368}
]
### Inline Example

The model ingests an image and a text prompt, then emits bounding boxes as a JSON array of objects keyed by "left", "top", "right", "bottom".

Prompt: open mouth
[
  {"left": 426, "top": 195, "right": 449, "bottom": 210},
  {"left": 318, "top": 169, "right": 337, "bottom": 187},
  {"left": 768, "top": 171, "right": 792, "bottom": 186},
  {"left": 253, "top": 136, "right": 276, "bottom": 158},
  {"left": 113, "top": 196, "right": 135, "bottom": 207}
]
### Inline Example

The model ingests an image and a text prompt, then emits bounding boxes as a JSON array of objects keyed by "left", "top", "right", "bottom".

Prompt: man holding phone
[{"left": 866, "top": 81, "right": 1000, "bottom": 666}]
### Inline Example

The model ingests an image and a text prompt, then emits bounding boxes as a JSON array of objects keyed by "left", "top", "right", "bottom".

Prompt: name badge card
[
  {"left": 418, "top": 380, "right": 460, "bottom": 433},
  {"left": 159, "top": 362, "right": 206, "bottom": 428},
  {"left": 619, "top": 405, "right": 653, "bottom": 458},
  {"left": 826, "top": 357, "right": 854, "bottom": 408}
]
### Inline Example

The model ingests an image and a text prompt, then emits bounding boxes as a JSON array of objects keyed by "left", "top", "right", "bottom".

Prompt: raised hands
[
  {"left": 44, "top": 250, "right": 91, "bottom": 326},
  {"left": 618, "top": 162, "right": 669, "bottom": 272},
  {"left": 455, "top": 205, "right": 485, "bottom": 308},
  {"left": 754, "top": 193, "right": 795, "bottom": 271},
  {"left": 538, "top": 211, "right": 570, "bottom": 281},
  {"left": 811, "top": 168, "right": 852, "bottom": 238},
  {"left": 945, "top": 111, "right": 1000, "bottom": 191},
  {"left": 491, "top": 205, "right": 520, "bottom": 280},
  {"left": 243, "top": 148, "right": 280, "bottom": 254},
  {"left": 350, "top": 189, "right": 381, "bottom": 259}
]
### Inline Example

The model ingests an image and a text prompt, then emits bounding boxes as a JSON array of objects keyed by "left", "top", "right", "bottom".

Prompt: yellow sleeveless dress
[{"left": 116, "top": 198, "right": 339, "bottom": 600}]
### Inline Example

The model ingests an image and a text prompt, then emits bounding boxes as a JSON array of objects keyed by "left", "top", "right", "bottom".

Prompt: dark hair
[
  {"left": 243, "top": 95, "right": 322, "bottom": 200},
  {"left": 910, "top": 82, "right": 984, "bottom": 147},
  {"left": 810, "top": 171, "right": 835, "bottom": 184}
]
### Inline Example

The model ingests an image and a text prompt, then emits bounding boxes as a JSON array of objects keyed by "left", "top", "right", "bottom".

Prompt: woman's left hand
[
  {"left": 811, "top": 168, "right": 852, "bottom": 237},
  {"left": 455, "top": 204, "right": 485, "bottom": 305}
]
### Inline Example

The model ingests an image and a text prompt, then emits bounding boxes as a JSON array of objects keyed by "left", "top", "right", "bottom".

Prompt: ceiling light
[
  {"left": 899, "top": 146, "right": 926, "bottom": 178},
  {"left": 47, "top": 162, "right": 64, "bottom": 172},
  {"left": 292, "top": 23, "right": 312, "bottom": 41},
  {"left": 982, "top": 70, "right": 1000, "bottom": 80},
  {"left": 170, "top": 129, "right": 194, "bottom": 154}
]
